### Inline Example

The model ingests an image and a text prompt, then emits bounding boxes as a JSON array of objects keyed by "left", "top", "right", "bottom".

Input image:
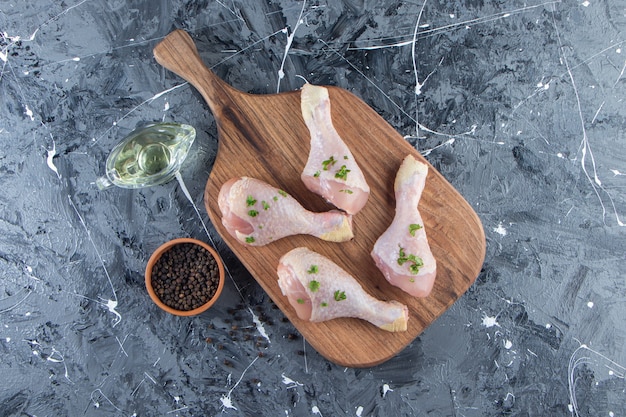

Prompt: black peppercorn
[{"left": 151, "top": 243, "right": 220, "bottom": 311}]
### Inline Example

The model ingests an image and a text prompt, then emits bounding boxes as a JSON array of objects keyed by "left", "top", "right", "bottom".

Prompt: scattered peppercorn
[{"left": 151, "top": 243, "right": 220, "bottom": 311}]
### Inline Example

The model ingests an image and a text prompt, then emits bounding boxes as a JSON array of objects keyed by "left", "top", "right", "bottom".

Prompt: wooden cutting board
[{"left": 154, "top": 30, "right": 485, "bottom": 367}]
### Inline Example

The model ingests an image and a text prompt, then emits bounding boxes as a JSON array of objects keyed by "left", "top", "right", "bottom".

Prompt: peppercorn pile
[{"left": 151, "top": 243, "right": 220, "bottom": 311}]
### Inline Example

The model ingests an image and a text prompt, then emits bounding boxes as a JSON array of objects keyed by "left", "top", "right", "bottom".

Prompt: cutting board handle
[{"left": 154, "top": 29, "right": 235, "bottom": 118}]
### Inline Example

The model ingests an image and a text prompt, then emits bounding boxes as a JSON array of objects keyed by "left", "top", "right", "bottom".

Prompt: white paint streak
[
  {"left": 46, "top": 139, "right": 61, "bottom": 178},
  {"left": 420, "top": 137, "right": 455, "bottom": 157},
  {"left": 351, "top": 3, "right": 558, "bottom": 53},
  {"left": 356, "top": 405, "right": 363, "bottom": 416},
  {"left": 249, "top": 307, "right": 271, "bottom": 344},
  {"left": 220, "top": 356, "right": 259, "bottom": 411},
  {"left": 482, "top": 315, "right": 500, "bottom": 328},
  {"left": 67, "top": 195, "right": 121, "bottom": 326},
  {"left": 591, "top": 101, "right": 604, "bottom": 123},
  {"left": 494, "top": 222, "right": 507, "bottom": 237},
  {"left": 568, "top": 343, "right": 626, "bottom": 417},
  {"left": 276, "top": 0, "right": 307, "bottom": 93},
  {"left": 587, "top": 301, "right": 594, "bottom": 308},
  {"left": 504, "top": 340, "right": 513, "bottom": 349},
  {"left": 281, "top": 373, "right": 303, "bottom": 389},
  {"left": 382, "top": 383, "right": 393, "bottom": 398},
  {"left": 92, "top": 83, "right": 188, "bottom": 145},
  {"left": 551, "top": 5, "right": 625, "bottom": 227},
  {"left": 24, "top": 105, "right": 34, "bottom": 121},
  {"left": 90, "top": 389, "right": 122, "bottom": 413},
  {"left": 220, "top": 395, "right": 237, "bottom": 410}
]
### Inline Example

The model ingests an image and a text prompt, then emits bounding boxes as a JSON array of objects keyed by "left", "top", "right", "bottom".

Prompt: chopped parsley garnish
[
  {"left": 262, "top": 201, "right": 270, "bottom": 210},
  {"left": 278, "top": 190, "right": 287, "bottom": 197},
  {"left": 273, "top": 196, "right": 278, "bottom": 201},
  {"left": 313, "top": 170, "right": 321, "bottom": 178},
  {"left": 320, "top": 302, "right": 328, "bottom": 307},
  {"left": 409, "top": 223, "right": 423, "bottom": 236},
  {"left": 339, "top": 189, "right": 353, "bottom": 194},
  {"left": 397, "top": 246, "right": 424, "bottom": 275},
  {"left": 333, "top": 290, "right": 346, "bottom": 301},
  {"left": 334, "top": 165, "right": 350, "bottom": 181},
  {"left": 307, "top": 265, "right": 319, "bottom": 274},
  {"left": 245, "top": 236, "right": 255, "bottom": 243},
  {"left": 343, "top": 155, "right": 349, "bottom": 160},
  {"left": 308, "top": 280, "right": 320, "bottom": 292},
  {"left": 297, "top": 298, "right": 305, "bottom": 304},
  {"left": 322, "top": 156, "right": 337, "bottom": 171},
  {"left": 248, "top": 209, "right": 259, "bottom": 217},
  {"left": 246, "top": 195, "right": 257, "bottom": 207}
]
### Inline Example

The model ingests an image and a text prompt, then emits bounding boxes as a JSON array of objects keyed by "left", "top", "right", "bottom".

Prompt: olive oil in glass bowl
[{"left": 96, "top": 122, "right": 196, "bottom": 190}]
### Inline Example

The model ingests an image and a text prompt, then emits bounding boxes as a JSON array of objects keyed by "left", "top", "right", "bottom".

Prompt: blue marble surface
[{"left": 0, "top": 1, "right": 624, "bottom": 415}]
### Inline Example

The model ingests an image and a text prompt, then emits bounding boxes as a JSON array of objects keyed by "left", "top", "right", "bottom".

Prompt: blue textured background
[{"left": 0, "top": 1, "right": 624, "bottom": 415}]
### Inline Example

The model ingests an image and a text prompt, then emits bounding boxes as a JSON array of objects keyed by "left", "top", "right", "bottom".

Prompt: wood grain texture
[{"left": 154, "top": 30, "right": 486, "bottom": 367}]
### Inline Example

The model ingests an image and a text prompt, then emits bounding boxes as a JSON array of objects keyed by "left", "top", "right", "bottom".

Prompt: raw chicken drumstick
[
  {"left": 371, "top": 155, "right": 437, "bottom": 297},
  {"left": 218, "top": 177, "right": 353, "bottom": 246},
  {"left": 300, "top": 83, "right": 370, "bottom": 215},
  {"left": 277, "top": 247, "right": 408, "bottom": 332}
]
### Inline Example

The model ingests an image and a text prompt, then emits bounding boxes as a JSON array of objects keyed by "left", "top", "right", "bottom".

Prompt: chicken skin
[
  {"left": 278, "top": 247, "right": 408, "bottom": 332},
  {"left": 371, "top": 155, "right": 437, "bottom": 297},
  {"left": 300, "top": 84, "right": 370, "bottom": 215},
  {"left": 218, "top": 177, "right": 353, "bottom": 246}
]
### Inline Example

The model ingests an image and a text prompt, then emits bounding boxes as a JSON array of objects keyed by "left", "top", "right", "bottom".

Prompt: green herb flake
[
  {"left": 307, "top": 265, "right": 319, "bottom": 274},
  {"left": 397, "top": 246, "right": 424, "bottom": 275},
  {"left": 262, "top": 201, "right": 270, "bottom": 210},
  {"left": 322, "top": 156, "right": 337, "bottom": 171},
  {"left": 397, "top": 246, "right": 407, "bottom": 265},
  {"left": 248, "top": 209, "right": 259, "bottom": 217},
  {"left": 273, "top": 196, "right": 278, "bottom": 201},
  {"left": 320, "top": 302, "right": 328, "bottom": 307},
  {"left": 343, "top": 155, "right": 349, "bottom": 160},
  {"left": 339, "top": 189, "right": 353, "bottom": 194},
  {"left": 246, "top": 195, "right": 257, "bottom": 207},
  {"left": 308, "top": 280, "right": 320, "bottom": 292},
  {"left": 245, "top": 236, "right": 255, "bottom": 244},
  {"left": 297, "top": 298, "right": 305, "bottom": 304},
  {"left": 333, "top": 290, "right": 346, "bottom": 302},
  {"left": 313, "top": 170, "right": 321, "bottom": 178},
  {"left": 278, "top": 190, "right": 288, "bottom": 197},
  {"left": 409, "top": 223, "right": 423, "bottom": 236},
  {"left": 334, "top": 165, "right": 350, "bottom": 181}
]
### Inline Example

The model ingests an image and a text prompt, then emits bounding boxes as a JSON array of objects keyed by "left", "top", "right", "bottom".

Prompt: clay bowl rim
[{"left": 145, "top": 237, "right": 225, "bottom": 316}]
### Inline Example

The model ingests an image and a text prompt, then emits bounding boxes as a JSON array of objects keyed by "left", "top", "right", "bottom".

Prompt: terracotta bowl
[{"left": 145, "top": 238, "right": 225, "bottom": 316}]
